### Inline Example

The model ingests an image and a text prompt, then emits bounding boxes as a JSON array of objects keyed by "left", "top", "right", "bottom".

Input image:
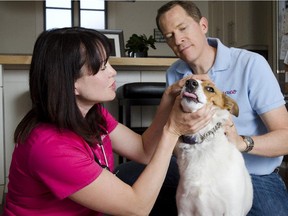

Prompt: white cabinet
[
  {"left": 208, "top": 1, "right": 272, "bottom": 49},
  {"left": 209, "top": 1, "right": 236, "bottom": 47},
  {"left": 3, "top": 70, "right": 30, "bottom": 192}
]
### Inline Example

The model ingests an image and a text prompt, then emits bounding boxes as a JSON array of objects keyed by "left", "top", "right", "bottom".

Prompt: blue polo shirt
[{"left": 167, "top": 37, "right": 285, "bottom": 175}]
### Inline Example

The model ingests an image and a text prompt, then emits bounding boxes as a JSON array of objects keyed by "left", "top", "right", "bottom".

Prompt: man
[{"left": 117, "top": 1, "right": 288, "bottom": 215}]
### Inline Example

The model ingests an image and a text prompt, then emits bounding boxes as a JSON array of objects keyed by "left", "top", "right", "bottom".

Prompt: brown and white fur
[{"left": 176, "top": 79, "right": 253, "bottom": 216}]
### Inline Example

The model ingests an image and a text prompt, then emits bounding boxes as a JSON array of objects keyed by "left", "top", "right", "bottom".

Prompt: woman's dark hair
[
  {"left": 156, "top": 1, "right": 202, "bottom": 33},
  {"left": 14, "top": 27, "right": 112, "bottom": 146}
]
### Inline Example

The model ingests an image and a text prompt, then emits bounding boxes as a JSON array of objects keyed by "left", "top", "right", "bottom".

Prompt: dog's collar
[
  {"left": 182, "top": 122, "right": 222, "bottom": 145},
  {"left": 181, "top": 135, "right": 198, "bottom": 145}
]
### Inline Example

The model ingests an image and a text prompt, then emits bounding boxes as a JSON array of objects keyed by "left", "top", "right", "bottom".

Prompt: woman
[{"left": 3, "top": 27, "right": 212, "bottom": 216}]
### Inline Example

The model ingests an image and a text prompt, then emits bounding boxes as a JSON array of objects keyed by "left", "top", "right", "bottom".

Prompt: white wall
[
  {"left": 0, "top": 1, "right": 43, "bottom": 54},
  {"left": 0, "top": 0, "right": 208, "bottom": 56}
]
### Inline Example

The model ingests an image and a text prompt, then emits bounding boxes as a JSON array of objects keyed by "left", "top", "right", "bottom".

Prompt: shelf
[
  {"left": 0, "top": 55, "right": 178, "bottom": 70},
  {"left": 0, "top": 55, "right": 32, "bottom": 65}
]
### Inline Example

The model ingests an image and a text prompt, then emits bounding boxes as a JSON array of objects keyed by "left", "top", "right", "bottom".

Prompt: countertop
[{"left": 0, "top": 55, "right": 178, "bottom": 70}]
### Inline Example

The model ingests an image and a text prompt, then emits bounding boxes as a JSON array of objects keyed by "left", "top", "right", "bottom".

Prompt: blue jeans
[
  {"left": 115, "top": 156, "right": 288, "bottom": 216},
  {"left": 247, "top": 172, "right": 288, "bottom": 216}
]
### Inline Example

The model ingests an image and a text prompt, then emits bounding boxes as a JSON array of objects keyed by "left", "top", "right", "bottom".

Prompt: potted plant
[{"left": 125, "top": 33, "right": 156, "bottom": 57}]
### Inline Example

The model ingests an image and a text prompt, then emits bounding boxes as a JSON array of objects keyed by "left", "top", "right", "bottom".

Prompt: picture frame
[
  {"left": 154, "top": 28, "right": 166, "bottom": 43},
  {"left": 98, "top": 29, "right": 125, "bottom": 57}
]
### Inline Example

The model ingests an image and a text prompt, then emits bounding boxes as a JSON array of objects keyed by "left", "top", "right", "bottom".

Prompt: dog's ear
[{"left": 223, "top": 95, "right": 239, "bottom": 117}]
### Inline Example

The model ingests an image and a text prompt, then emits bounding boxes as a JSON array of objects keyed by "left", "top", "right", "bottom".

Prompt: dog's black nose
[{"left": 185, "top": 79, "right": 198, "bottom": 92}]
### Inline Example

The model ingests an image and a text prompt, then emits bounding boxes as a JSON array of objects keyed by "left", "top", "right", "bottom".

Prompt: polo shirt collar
[
  {"left": 208, "top": 37, "right": 231, "bottom": 72},
  {"left": 174, "top": 37, "right": 231, "bottom": 75}
]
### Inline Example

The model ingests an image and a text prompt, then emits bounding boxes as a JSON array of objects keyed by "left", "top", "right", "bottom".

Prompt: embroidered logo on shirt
[{"left": 225, "top": 89, "right": 237, "bottom": 95}]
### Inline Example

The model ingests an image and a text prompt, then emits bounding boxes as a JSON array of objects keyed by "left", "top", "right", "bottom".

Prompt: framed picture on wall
[{"left": 98, "top": 29, "right": 125, "bottom": 57}]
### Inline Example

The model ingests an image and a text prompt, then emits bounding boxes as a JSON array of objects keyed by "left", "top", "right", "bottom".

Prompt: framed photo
[
  {"left": 98, "top": 29, "right": 125, "bottom": 57},
  {"left": 154, "top": 28, "right": 166, "bottom": 43}
]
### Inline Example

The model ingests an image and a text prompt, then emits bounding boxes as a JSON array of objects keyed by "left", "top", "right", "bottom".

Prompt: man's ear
[{"left": 199, "top": 17, "right": 208, "bottom": 34}]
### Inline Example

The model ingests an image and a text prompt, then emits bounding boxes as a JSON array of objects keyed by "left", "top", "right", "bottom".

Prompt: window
[
  {"left": 45, "top": 0, "right": 106, "bottom": 30},
  {"left": 80, "top": 0, "right": 105, "bottom": 29},
  {"left": 45, "top": 0, "right": 72, "bottom": 29}
]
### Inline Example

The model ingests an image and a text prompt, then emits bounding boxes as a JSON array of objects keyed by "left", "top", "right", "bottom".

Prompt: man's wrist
[{"left": 240, "top": 135, "right": 254, "bottom": 153}]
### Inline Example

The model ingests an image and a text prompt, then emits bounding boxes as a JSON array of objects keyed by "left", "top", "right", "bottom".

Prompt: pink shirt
[{"left": 3, "top": 107, "right": 118, "bottom": 216}]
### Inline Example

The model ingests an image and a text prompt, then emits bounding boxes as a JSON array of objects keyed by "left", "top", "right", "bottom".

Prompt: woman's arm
[
  {"left": 69, "top": 96, "right": 197, "bottom": 215},
  {"left": 70, "top": 128, "right": 178, "bottom": 216}
]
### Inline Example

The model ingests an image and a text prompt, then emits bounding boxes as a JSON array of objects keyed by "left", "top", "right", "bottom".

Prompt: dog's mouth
[{"left": 182, "top": 91, "right": 199, "bottom": 103}]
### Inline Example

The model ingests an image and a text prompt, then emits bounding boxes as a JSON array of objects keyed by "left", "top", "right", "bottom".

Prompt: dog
[{"left": 176, "top": 79, "right": 253, "bottom": 216}]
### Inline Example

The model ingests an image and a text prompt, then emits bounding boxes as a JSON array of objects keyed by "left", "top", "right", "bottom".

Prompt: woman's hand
[{"left": 165, "top": 95, "right": 214, "bottom": 137}]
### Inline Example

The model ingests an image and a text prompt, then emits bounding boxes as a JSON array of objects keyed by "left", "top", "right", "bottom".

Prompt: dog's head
[{"left": 181, "top": 79, "right": 239, "bottom": 117}]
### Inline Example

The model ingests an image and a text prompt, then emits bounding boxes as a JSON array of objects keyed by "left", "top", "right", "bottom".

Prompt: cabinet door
[
  {"left": 235, "top": 1, "right": 271, "bottom": 48},
  {"left": 223, "top": 1, "right": 236, "bottom": 46},
  {"left": 209, "top": 1, "right": 224, "bottom": 41},
  {"left": 209, "top": 1, "right": 236, "bottom": 46},
  {"left": 209, "top": 1, "right": 271, "bottom": 49},
  {"left": 0, "top": 86, "right": 4, "bottom": 202},
  {"left": 0, "top": 87, "right": 3, "bottom": 185},
  {"left": 0, "top": 90, "right": 3, "bottom": 186}
]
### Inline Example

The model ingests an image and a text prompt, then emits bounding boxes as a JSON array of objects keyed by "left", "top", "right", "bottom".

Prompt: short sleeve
[
  {"left": 101, "top": 106, "right": 118, "bottom": 133},
  {"left": 247, "top": 54, "right": 285, "bottom": 115}
]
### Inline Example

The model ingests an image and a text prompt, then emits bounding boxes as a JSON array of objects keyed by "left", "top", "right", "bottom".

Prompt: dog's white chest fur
[{"left": 176, "top": 79, "right": 253, "bottom": 216}]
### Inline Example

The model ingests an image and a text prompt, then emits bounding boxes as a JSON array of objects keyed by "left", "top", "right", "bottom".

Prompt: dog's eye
[{"left": 206, "top": 87, "right": 215, "bottom": 93}]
